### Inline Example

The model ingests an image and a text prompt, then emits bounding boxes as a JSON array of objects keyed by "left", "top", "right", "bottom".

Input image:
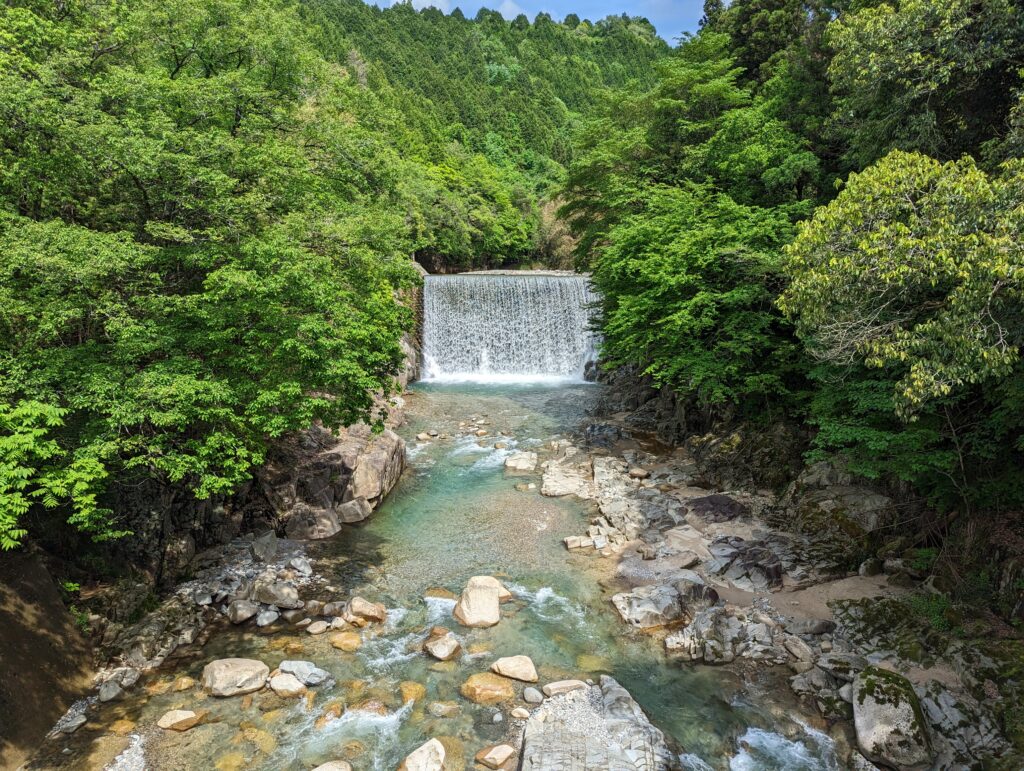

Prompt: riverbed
[{"left": 36, "top": 382, "right": 841, "bottom": 770}]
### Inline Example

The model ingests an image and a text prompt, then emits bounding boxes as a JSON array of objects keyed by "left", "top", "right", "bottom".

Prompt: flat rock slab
[
  {"left": 521, "top": 676, "right": 678, "bottom": 770},
  {"left": 202, "top": 658, "right": 269, "bottom": 697}
]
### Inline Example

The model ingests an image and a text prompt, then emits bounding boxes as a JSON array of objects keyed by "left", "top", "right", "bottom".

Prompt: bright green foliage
[
  {"left": 781, "top": 151, "right": 1024, "bottom": 417},
  {"left": 564, "top": 30, "right": 814, "bottom": 420},
  {"left": 0, "top": 0, "right": 676, "bottom": 548},
  {"left": 828, "top": 0, "right": 1024, "bottom": 167},
  {"left": 0, "top": 0, "right": 419, "bottom": 546},
  {"left": 592, "top": 185, "right": 802, "bottom": 408}
]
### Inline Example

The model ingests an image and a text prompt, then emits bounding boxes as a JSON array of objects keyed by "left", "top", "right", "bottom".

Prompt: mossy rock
[{"left": 852, "top": 666, "right": 931, "bottom": 770}]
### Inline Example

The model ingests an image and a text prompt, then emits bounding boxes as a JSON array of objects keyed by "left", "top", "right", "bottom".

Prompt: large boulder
[
  {"left": 491, "top": 655, "right": 538, "bottom": 682},
  {"left": 350, "top": 429, "right": 405, "bottom": 505},
  {"left": 259, "top": 424, "right": 405, "bottom": 537},
  {"left": 852, "top": 667, "right": 932, "bottom": 770},
  {"left": 611, "top": 585, "right": 682, "bottom": 630},
  {"left": 398, "top": 738, "right": 446, "bottom": 771},
  {"left": 453, "top": 576, "right": 505, "bottom": 628},
  {"left": 201, "top": 658, "right": 269, "bottom": 697},
  {"left": 284, "top": 506, "right": 342, "bottom": 540},
  {"left": 520, "top": 676, "right": 676, "bottom": 770},
  {"left": 249, "top": 530, "right": 277, "bottom": 562},
  {"left": 227, "top": 599, "right": 259, "bottom": 624}
]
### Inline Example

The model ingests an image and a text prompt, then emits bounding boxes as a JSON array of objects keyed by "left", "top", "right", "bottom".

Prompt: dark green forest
[{"left": 1, "top": 0, "right": 1023, "bottom": 618}]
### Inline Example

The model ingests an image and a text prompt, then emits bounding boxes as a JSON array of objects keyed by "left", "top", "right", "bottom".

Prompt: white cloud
[{"left": 497, "top": 0, "right": 525, "bottom": 18}]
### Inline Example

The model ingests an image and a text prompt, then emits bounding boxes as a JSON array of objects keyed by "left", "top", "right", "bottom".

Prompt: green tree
[
  {"left": 827, "top": 0, "right": 1024, "bottom": 167},
  {"left": 781, "top": 151, "right": 1024, "bottom": 417}
]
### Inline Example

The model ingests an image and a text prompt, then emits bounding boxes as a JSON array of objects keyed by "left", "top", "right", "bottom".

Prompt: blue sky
[{"left": 375, "top": 1, "right": 703, "bottom": 42}]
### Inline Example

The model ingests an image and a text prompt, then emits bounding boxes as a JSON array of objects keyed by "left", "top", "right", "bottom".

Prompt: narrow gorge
[{"left": 20, "top": 272, "right": 1012, "bottom": 771}]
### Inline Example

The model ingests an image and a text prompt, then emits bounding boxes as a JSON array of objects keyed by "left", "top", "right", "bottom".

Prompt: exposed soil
[{"left": 0, "top": 551, "right": 95, "bottom": 770}]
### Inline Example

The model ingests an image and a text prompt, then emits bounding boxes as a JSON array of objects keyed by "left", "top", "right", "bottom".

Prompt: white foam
[
  {"left": 729, "top": 723, "right": 839, "bottom": 770},
  {"left": 679, "top": 753, "right": 716, "bottom": 771},
  {"left": 358, "top": 631, "right": 425, "bottom": 671},
  {"left": 105, "top": 733, "right": 146, "bottom": 771},
  {"left": 424, "top": 596, "right": 456, "bottom": 624},
  {"left": 507, "top": 583, "right": 588, "bottom": 625}
]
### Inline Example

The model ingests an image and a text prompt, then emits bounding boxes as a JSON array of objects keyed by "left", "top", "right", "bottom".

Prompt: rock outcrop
[
  {"left": 201, "top": 658, "right": 269, "bottom": 697},
  {"left": 520, "top": 676, "right": 679, "bottom": 770},
  {"left": 259, "top": 424, "right": 405, "bottom": 540}
]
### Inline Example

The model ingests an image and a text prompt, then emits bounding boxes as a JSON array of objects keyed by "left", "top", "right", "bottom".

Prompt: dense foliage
[
  {"left": 561, "top": 0, "right": 1024, "bottom": 531},
  {"left": 0, "top": 0, "right": 659, "bottom": 548}
]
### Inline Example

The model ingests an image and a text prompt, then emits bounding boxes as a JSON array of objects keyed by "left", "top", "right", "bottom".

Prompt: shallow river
[{"left": 55, "top": 383, "right": 842, "bottom": 770}]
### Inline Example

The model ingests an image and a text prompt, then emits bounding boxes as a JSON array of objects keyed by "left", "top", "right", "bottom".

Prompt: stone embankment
[{"left": 538, "top": 420, "right": 1021, "bottom": 770}]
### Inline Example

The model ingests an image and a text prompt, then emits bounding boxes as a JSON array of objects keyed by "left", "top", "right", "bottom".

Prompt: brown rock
[{"left": 460, "top": 673, "right": 516, "bottom": 704}]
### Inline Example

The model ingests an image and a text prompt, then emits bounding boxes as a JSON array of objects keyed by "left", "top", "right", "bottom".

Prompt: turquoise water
[{"left": 44, "top": 383, "right": 840, "bottom": 771}]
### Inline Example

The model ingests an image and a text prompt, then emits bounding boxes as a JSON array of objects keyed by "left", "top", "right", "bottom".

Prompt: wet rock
[
  {"left": 400, "top": 681, "right": 426, "bottom": 704},
  {"left": 460, "top": 673, "right": 516, "bottom": 704},
  {"left": 250, "top": 531, "right": 277, "bottom": 562},
  {"left": 306, "top": 620, "right": 330, "bottom": 635},
  {"left": 523, "top": 687, "right": 544, "bottom": 704},
  {"left": 852, "top": 667, "right": 931, "bottom": 770},
  {"left": 227, "top": 599, "right": 259, "bottom": 624},
  {"left": 256, "top": 610, "right": 279, "bottom": 628},
  {"left": 476, "top": 744, "right": 516, "bottom": 769},
  {"left": 505, "top": 451, "right": 538, "bottom": 472},
  {"left": 542, "top": 680, "right": 587, "bottom": 697},
  {"left": 269, "top": 672, "right": 307, "bottom": 698},
  {"left": 424, "top": 629, "right": 461, "bottom": 661},
  {"left": 611, "top": 585, "right": 682, "bottom": 630},
  {"left": 398, "top": 738, "right": 446, "bottom": 771},
  {"left": 279, "top": 660, "right": 331, "bottom": 687},
  {"left": 156, "top": 709, "right": 204, "bottom": 731},
  {"left": 202, "top": 658, "right": 269, "bottom": 697},
  {"left": 428, "top": 701, "right": 460, "bottom": 718},
  {"left": 453, "top": 576, "right": 504, "bottom": 628},
  {"left": 491, "top": 655, "right": 538, "bottom": 682},
  {"left": 330, "top": 631, "right": 362, "bottom": 652},
  {"left": 289, "top": 556, "right": 313, "bottom": 576},
  {"left": 521, "top": 676, "right": 676, "bottom": 770},
  {"left": 345, "top": 597, "right": 386, "bottom": 624}
]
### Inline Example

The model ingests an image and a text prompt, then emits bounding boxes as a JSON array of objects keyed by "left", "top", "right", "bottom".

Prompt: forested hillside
[
  {"left": 0, "top": 0, "right": 660, "bottom": 552},
  {"left": 564, "top": 0, "right": 1024, "bottom": 620}
]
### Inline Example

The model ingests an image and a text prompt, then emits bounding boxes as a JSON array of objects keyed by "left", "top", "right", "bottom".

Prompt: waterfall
[{"left": 421, "top": 272, "right": 599, "bottom": 383}]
